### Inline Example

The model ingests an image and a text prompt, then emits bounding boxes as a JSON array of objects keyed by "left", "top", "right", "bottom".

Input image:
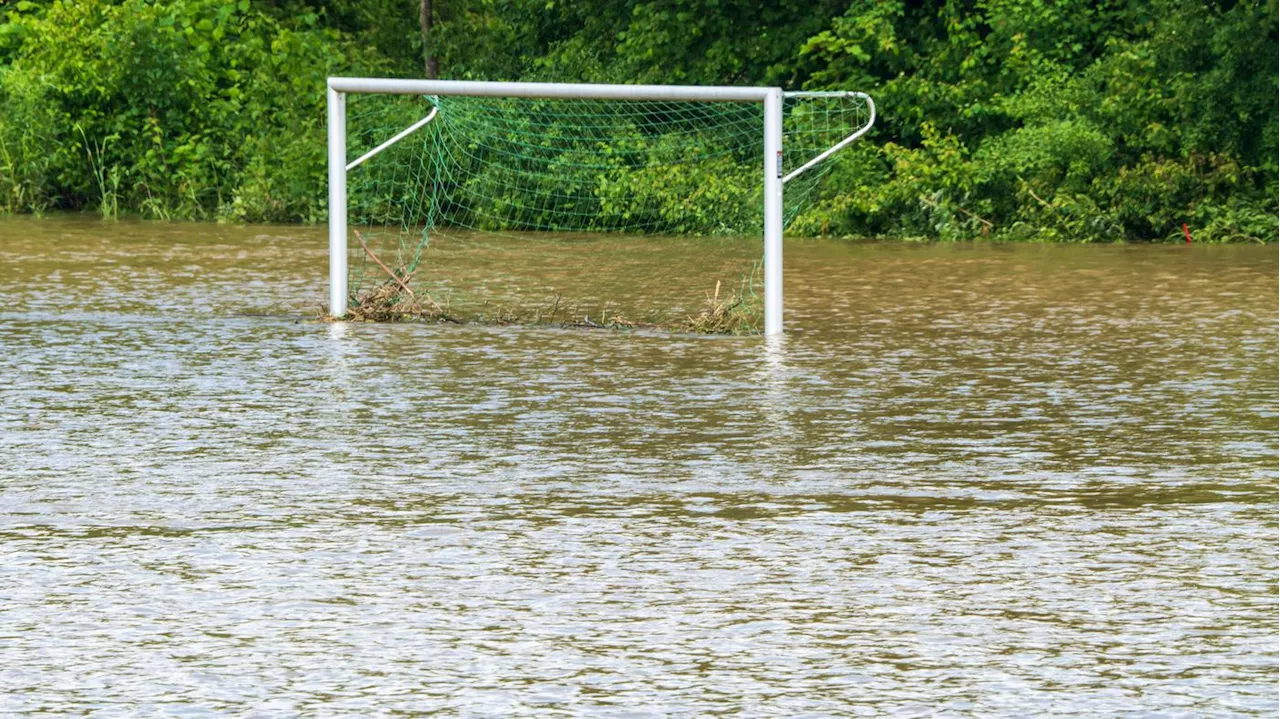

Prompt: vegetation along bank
[{"left": 0, "top": 0, "right": 1275, "bottom": 242}]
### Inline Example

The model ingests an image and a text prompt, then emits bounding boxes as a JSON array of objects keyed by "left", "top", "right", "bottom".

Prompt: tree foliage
[{"left": 0, "top": 0, "right": 1274, "bottom": 241}]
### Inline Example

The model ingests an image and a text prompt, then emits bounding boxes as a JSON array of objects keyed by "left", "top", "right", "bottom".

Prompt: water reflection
[{"left": 0, "top": 216, "right": 1275, "bottom": 716}]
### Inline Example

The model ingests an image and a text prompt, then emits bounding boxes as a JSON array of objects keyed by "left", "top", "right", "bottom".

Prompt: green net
[{"left": 343, "top": 91, "right": 871, "bottom": 329}]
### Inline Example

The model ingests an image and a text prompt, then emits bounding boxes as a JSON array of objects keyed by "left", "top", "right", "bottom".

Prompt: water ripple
[{"left": 1, "top": 217, "right": 1275, "bottom": 715}]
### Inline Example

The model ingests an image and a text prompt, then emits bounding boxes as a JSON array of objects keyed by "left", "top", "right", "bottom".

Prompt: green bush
[
  {"left": 0, "top": 0, "right": 381, "bottom": 220},
  {"left": 788, "top": 0, "right": 1277, "bottom": 242}
]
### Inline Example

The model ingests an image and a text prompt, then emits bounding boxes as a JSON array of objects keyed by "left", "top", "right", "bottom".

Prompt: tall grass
[{"left": 76, "top": 125, "right": 120, "bottom": 220}]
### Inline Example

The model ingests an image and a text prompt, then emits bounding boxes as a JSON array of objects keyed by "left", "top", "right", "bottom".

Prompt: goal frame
[{"left": 327, "top": 78, "right": 874, "bottom": 335}]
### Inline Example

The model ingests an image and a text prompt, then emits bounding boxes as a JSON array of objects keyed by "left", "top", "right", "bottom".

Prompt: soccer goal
[{"left": 327, "top": 78, "right": 874, "bottom": 335}]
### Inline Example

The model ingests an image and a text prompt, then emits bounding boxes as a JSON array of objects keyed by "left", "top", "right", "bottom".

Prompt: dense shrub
[
  {"left": 786, "top": 0, "right": 1278, "bottom": 242},
  {"left": 0, "top": 0, "right": 383, "bottom": 221}
]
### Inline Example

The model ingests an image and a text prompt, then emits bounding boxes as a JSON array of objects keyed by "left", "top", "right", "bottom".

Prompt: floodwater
[{"left": 1, "top": 215, "right": 1276, "bottom": 716}]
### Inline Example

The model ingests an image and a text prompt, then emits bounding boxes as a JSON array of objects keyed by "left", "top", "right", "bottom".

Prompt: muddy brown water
[{"left": 1, "top": 215, "right": 1276, "bottom": 716}]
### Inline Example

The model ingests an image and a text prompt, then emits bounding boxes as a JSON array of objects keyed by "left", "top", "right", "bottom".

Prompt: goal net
[{"left": 327, "top": 80, "right": 873, "bottom": 334}]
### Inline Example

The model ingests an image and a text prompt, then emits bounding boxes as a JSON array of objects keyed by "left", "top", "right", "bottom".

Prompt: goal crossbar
[
  {"left": 328, "top": 77, "right": 773, "bottom": 103},
  {"left": 326, "top": 78, "right": 875, "bottom": 335}
]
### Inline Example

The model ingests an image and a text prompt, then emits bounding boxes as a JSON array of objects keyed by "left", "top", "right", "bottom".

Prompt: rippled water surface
[{"left": 2, "top": 216, "right": 1276, "bottom": 716}]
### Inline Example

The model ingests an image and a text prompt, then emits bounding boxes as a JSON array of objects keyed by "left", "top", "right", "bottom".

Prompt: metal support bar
[
  {"left": 346, "top": 106, "right": 438, "bottom": 171},
  {"left": 328, "top": 77, "right": 771, "bottom": 103},
  {"left": 327, "top": 87, "right": 347, "bottom": 318},
  {"left": 781, "top": 92, "right": 875, "bottom": 185},
  {"left": 763, "top": 88, "right": 784, "bottom": 336}
]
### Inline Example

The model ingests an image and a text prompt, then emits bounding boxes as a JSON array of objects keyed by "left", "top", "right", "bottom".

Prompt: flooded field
[{"left": 1, "top": 216, "right": 1276, "bottom": 715}]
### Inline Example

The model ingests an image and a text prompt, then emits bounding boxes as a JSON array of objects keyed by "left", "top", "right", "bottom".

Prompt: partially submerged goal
[{"left": 327, "top": 78, "right": 874, "bottom": 334}]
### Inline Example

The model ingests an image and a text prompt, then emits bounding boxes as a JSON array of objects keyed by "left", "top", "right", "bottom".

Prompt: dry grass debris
[
  {"left": 325, "top": 242, "right": 760, "bottom": 335},
  {"left": 323, "top": 231, "right": 453, "bottom": 323},
  {"left": 681, "top": 280, "right": 761, "bottom": 335}
]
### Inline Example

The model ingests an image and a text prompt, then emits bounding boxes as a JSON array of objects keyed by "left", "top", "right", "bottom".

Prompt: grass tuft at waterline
[
  {"left": 336, "top": 278, "right": 455, "bottom": 323},
  {"left": 680, "top": 280, "right": 762, "bottom": 335}
]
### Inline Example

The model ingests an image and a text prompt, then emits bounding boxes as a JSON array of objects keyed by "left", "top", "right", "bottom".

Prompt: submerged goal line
[{"left": 326, "top": 78, "right": 874, "bottom": 335}]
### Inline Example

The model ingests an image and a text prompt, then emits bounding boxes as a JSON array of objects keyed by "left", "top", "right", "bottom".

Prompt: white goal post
[{"left": 327, "top": 78, "right": 875, "bottom": 335}]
